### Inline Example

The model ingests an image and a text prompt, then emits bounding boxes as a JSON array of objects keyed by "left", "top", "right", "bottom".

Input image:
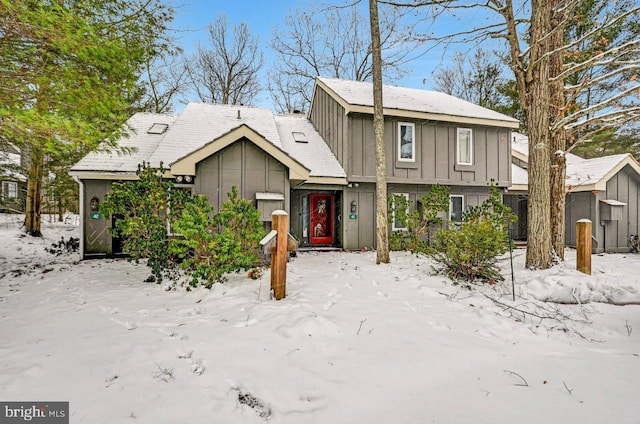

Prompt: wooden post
[
  {"left": 576, "top": 219, "right": 592, "bottom": 275},
  {"left": 271, "top": 210, "right": 288, "bottom": 300}
]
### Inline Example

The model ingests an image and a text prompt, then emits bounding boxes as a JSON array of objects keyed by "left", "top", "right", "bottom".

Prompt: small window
[
  {"left": 449, "top": 195, "right": 464, "bottom": 222},
  {"left": 398, "top": 122, "right": 415, "bottom": 162},
  {"left": 292, "top": 132, "right": 308, "bottom": 143},
  {"left": 457, "top": 128, "right": 473, "bottom": 165},
  {"left": 147, "top": 123, "right": 169, "bottom": 134},
  {"left": 392, "top": 193, "right": 409, "bottom": 231},
  {"left": 2, "top": 181, "right": 17, "bottom": 199}
]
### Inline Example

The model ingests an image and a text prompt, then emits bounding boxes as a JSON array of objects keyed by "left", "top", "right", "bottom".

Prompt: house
[
  {"left": 506, "top": 133, "right": 640, "bottom": 252},
  {"left": 70, "top": 77, "right": 520, "bottom": 259},
  {"left": 0, "top": 144, "right": 26, "bottom": 213}
]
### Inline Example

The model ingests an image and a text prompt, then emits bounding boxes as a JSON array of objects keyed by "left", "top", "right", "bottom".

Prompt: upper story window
[
  {"left": 456, "top": 128, "right": 473, "bottom": 165},
  {"left": 449, "top": 195, "right": 464, "bottom": 222},
  {"left": 2, "top": 181, "right": 17, "bottom": 199},
  {"left": 398, "top": 122, "right": 415, "bottom": 162}
]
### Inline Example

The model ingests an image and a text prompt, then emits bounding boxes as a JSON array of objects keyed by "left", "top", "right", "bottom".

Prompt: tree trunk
[
  {"left": 25, "top": 145, "right": 44, "bottom": 237},
  {"left": 549, "top": 2, "right": 567, "bottom": 260},
  {"left": 369, "top": 0, "right": 390, "bottom": 264},
  {"left": 525, "top": 0, "right": 553, "bottom": 269}
]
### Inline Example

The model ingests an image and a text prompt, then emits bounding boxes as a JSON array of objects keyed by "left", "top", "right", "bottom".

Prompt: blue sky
[{"left": 170, "top": 0, "right": 483, "bottom": 108}]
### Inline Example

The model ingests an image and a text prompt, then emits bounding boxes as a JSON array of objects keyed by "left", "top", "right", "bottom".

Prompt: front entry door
[{"left": 310, "top": 194, "right": 334, "bottom": 245}]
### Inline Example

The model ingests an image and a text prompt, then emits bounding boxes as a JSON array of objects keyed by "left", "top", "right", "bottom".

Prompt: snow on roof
[
  {"left": 274, "top": 115, "right": 346, "bottom": 179},
  {"left": 71, "top": 112, "right": 175, "bottom": 173},
  {"left": 565, "top": 154, "right": 632, "bottom": 191},
  {"left": 149, "top": 103, "right": 281, "bottom": 167},
  {"left": 510, "top": 163, "right": 528, "bottom": 188},
  {"left": 72, "top": 104, "right": 343, "bottom": 180},
  {"left": 511, "top": 151, "right": 640, "bottom": 192},
  {"left": 0, "top": 151, "right": 25, "bottom": 181},
  {"left": 511, "top": 132, "right": 583, "bottom": 164},
  {"left": 317, "top": 76, "right": 520, "bottom": 126}
]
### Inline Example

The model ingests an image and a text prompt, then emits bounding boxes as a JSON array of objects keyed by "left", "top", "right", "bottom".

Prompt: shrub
[
  {"left": 170, "top": 186, "right": 265, "bottom": 288},
  {"left": 429, "top": 184, "right": 516, "bottom": 284},
  {"left": 100, "top": 162, "right": 187, "bottom": 283},
  {"left": 388, "top": 184, "right": 450, "bottom": 254}
]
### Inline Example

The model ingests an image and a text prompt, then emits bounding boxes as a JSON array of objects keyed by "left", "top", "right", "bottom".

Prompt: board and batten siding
[
  {"left": 347, "top": 114, "right": 511, "bottom": 186},
  {"left": 603, "top": 165, "right": 640, "bottom": 252},
  {"left": 194, "top": 139, "right": 289, "bottom": 213},
  {"left": 309, "top": 87, "right": 349, "bottom": 174},
  {"left": 564, "top": 191, "right": 595, "bottom": 250}
]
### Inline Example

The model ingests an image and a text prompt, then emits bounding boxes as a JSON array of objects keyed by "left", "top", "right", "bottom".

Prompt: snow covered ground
[{"left": 0, "top": 214, "right": 639, "bottom": 424}]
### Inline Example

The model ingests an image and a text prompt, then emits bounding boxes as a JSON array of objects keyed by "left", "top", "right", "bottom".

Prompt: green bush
[
  {"left": 170, "top": 186, "right": 265, "bottom": 288},
  {"left": 429, "top": 184, "right": 516, "bottom": 284},
  {"left": 100, "top": 162, "right": 187, "bottom": 283}
]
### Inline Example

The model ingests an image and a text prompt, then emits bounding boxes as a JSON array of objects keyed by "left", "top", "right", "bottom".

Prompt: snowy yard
[{"left": 1, "top": 214, "right": 639, "bottom": 424}]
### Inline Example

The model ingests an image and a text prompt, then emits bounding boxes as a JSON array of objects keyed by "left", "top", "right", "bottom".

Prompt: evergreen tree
[{"left": 0, "top": 0, "right": 175, "bottom": 235}]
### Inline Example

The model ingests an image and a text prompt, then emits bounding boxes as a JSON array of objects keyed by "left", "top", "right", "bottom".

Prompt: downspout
[{"left": 72, "top": 175, "right": 85, "bottom": 260}]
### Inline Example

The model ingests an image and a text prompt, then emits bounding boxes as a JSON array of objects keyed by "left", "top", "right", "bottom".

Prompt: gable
[{"left": 170, "top": 124, "right": 310, "bottom": 181}]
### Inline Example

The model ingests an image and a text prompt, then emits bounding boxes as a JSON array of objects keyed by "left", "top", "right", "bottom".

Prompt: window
[
  {"left": 456, "top": 128, "right": 473, "bottom": 165},
  {"left": 392, "top": 193, "right": 409, "bottom": 231},
  {"left": 449, "top": 195, "right": 464, "bottom": 222},
  {"left": 398, "top": 122, "right": 415, "bottom": 162},
  {"left": 292, "top": 132, "right": 308, "bottom": 143},
  {"left": 2, "top": 181, "right": 17, "bottom": 199}
]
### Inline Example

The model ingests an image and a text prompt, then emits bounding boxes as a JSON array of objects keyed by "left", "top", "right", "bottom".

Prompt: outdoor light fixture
[
  {"left": 175, "top": 175, "right": 184, "bottom": 183},
  {"left": 351, "top": 200, "right": 357, "bottom": 213},
  {"left": 184, "top": 175, "right": 193, "bottom": 183}
]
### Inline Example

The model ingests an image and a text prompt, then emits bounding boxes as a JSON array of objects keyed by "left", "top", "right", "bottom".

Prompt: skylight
[
  {"left": 147, "top": 123, "right": 169, "bottom": 135},
  {"left": 292, "top": 132, "right": 308, "bottom": 143}
]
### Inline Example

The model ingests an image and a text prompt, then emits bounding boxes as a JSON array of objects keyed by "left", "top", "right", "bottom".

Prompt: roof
[
  {"left": 566, "top": 153, "right": 640, "bottom": 192},
  {"left": 71, "top": 113, "right": 176, "bottom": 175},
  {"left": 511, "top": 132, "right": 583, "bottom": 164},
  {"left": 149, "top": 103, "right": 282, "bottom": 167},
  {"left": 314, "top": 77, "right": 520, "bottom": 129},
  {"left": 274, "top": 114, "right": 347, "bottom": 181},
  {"left": 71, "top": 103, "right": 347, "bottom": 184},
  {"left": 0, "top": 150, "right": 25, "bottom": 181},
  {"left": 510, "top": 152, "right": 640, "bottom": 192},
  {"left": 509, "top": 163, "right": 528, "bottom": 192}
]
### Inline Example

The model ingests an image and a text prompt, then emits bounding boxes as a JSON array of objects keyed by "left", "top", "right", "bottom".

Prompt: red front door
[{"left": 310, "top": 194, "right": 334, "bottom": 245}]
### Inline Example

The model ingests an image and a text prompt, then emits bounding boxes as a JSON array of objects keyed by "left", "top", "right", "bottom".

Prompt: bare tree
[
  {"left": 268, "top": 2, "right": 420, "bottom": 113},
  {"left": 185, "top": 14, "right": 264, "bottom": 105},
  {"left": 136, "top": 52, "right": 188, "bottom": 114},
  {"left": 381, "top": 0, "right": 640, "bottom": 269},
  {"left": 433, "top": 48, "right": 506, "bottom": 109},
  {"left": 369, "top": 0, "right": 390, "bottom": 264}
]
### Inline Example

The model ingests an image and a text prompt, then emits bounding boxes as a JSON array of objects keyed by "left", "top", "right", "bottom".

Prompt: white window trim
[
  {"left": 397, "top": 122, "right": 416, "bottom": 162},
  {"left": 392, "top": 193, "right": 409, "bottom": 231},
  {"left": 2, "top": 181, "right": 18, "bottom": 199},
  {"left": 449, "top": 194, "right": 465, "bottom": 222},
  {"left": 456, "top": 128, "right": 473, "bottom": 165}
]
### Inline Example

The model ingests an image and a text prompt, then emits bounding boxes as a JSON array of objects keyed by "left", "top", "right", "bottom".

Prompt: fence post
[
  {"left": 271, "top": 210, "right": 288, "bottom": 300},
  {"left": 576, "top": 219, "right": 592, "bottom": 275}
]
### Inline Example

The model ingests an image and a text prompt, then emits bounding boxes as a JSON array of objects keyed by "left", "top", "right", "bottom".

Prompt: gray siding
[
  {"left": 309, "top": 87, "right": 348, "bottom": 174},
  {"left": 347, "top": 114, "right": 511, "bottom": 187},
  {"left": 603, "top": 165, "right": 640, "bottom": 252},
  {"left": 341, "top": 183, "right": 496, "bottom": 250},
  {"left": 195, "top": 139, "right": 289, "bottom": 213},
  {"left": 564, "top": 191, "right": 595, "bottom": 249}
]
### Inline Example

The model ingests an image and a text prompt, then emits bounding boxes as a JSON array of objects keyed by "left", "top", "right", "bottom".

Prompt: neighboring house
[
  {"left": 70, "top": 77, "right": 519, "bottom": 258},
  {"left": 506, "top": 133, "right": 640, "bottom": 252},
  {"left": 0, "top": 144, "right": 27, "bottom": 213}
]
